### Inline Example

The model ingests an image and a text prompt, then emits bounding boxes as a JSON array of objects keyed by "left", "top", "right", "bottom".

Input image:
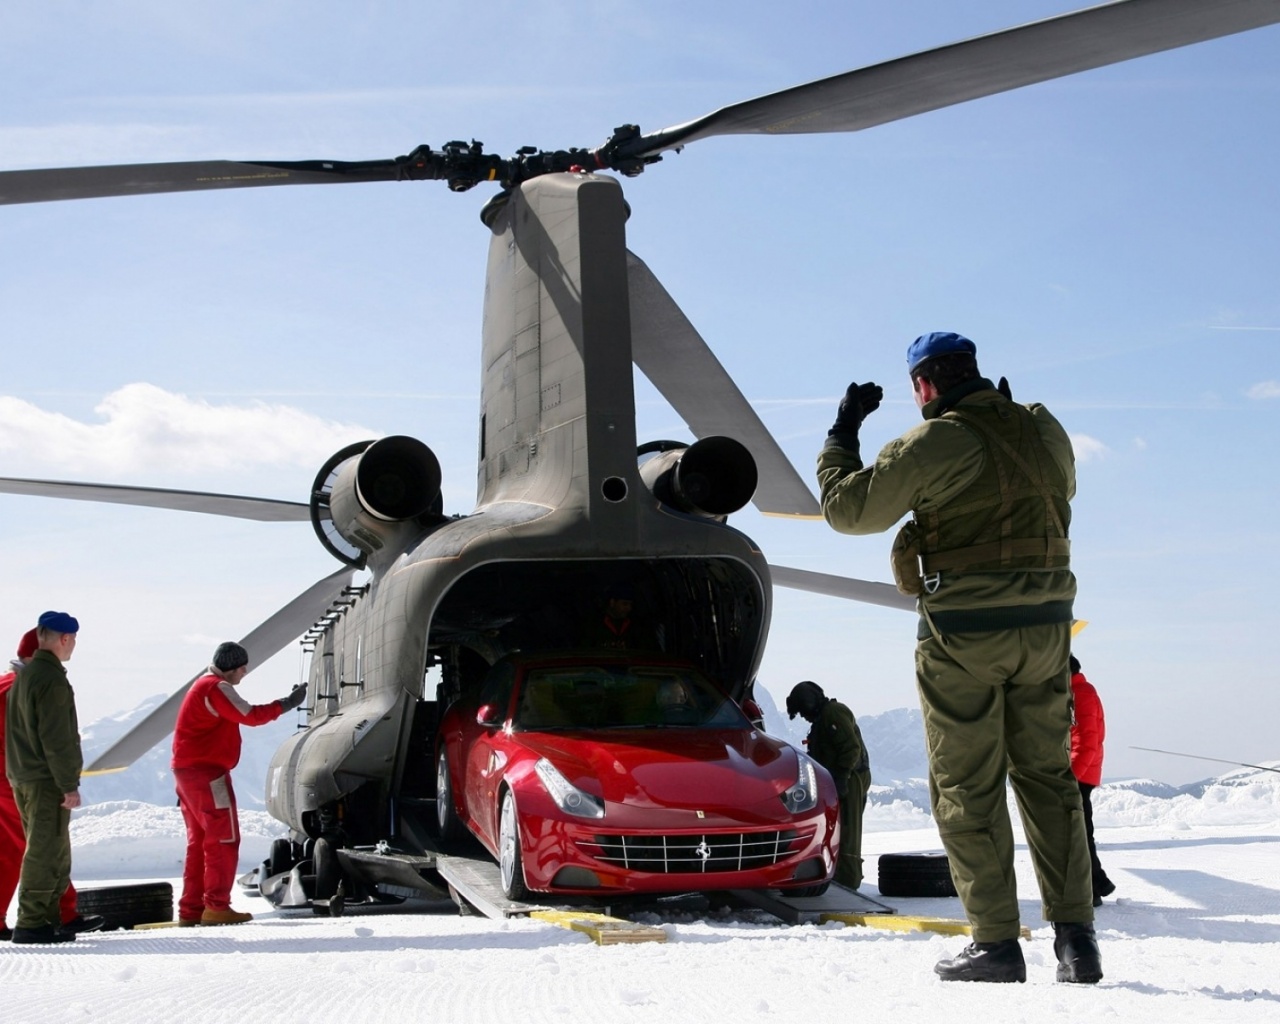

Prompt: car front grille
[{"left": 580, "top": 829, "right": 808, "bottom": 873}]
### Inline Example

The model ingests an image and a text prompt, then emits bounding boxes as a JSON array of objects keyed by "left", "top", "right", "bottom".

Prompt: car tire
[
  {"left": 436, "top": 747, "right": 465, "bottom": 845},
  {"left": 74, "top": 882, "right": 174, "bottom": 931},
  {"left": 876, "top": 852, "right": 958, "bottom": 897},
  {"left": 788, "top": 880, "right": 831, "bottom": 898},
  {"left": 498, "top": 790, "right": 530, "bottom": 901}
]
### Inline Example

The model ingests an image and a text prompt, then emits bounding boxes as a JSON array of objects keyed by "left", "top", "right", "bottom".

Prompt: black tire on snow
[
  {"left": 876, "top": 853, "right": 958, "bottom": 898},
  {"left": 74, "top": 881, "right": 174, "bottom": 930}
]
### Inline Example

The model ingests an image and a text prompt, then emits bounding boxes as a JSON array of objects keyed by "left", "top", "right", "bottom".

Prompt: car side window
[{"left": 477, "top": 662, "right": 517, "bottom": 720}]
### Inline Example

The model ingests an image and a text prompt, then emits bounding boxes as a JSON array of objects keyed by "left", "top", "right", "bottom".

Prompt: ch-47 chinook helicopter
[{"left": 2, "top": 0, "right": 1278, "bottom": 907}]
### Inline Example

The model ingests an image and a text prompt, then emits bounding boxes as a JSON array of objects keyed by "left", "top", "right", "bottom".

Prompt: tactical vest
[{"left": 917, "top": 399, "right": 1071, "bottom": 580}]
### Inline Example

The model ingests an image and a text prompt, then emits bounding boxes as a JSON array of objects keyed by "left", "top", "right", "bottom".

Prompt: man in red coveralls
[
  {"left": 1, "top": 628, "right": 102, "bottom": 941},
  {"left": 171, "top": 641, "right": 306, "bottom": 926},
  {"left": 1069, "top": 655, "right": 1115, "bottom": 907}
]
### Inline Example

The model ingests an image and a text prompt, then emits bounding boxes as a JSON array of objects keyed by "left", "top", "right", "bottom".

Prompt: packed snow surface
[{"left": 1, "top": 769, "right": 1277, "bottom": 1023}]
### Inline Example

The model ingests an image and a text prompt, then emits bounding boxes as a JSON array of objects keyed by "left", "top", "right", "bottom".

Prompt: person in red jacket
[
  {"left": 1, "top": 628, "right": 102, "bottom": 941},
  {"left": 171, "top": 641, "right": 306, "bottom": 926},
  {"left": 1070, "top": 655, "right": 1115, "bottom": 907}
]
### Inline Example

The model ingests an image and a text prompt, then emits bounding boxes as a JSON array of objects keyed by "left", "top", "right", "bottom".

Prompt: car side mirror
[{"left": 476, "top": 703, "right": 503, "bottom": 728}]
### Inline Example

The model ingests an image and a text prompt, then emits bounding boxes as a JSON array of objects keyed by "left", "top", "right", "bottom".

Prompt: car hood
[{"left": 516, "top": 728, "right": 798, "bottom": 809}]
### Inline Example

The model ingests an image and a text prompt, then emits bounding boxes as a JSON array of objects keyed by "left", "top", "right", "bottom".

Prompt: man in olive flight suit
[
  {"left": 4, "top": 611, "right": 84, "bottom": 945},
  {"left": 815, "top": 332, "right": 1099, "bottom": 985},
  {"left": 786, "top": 680, "right": 871, "bottom": 890}
]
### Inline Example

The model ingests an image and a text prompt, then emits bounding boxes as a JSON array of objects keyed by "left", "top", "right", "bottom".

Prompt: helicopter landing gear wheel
[
  {"left": 313, "top": 837, "right": 342, "bottom": 901},
  {"left": 266, "top": 838, "right": 294, "bottom": 880},
  {"left": 436, "top": 748, "right": 465, "bottom": 845},
  {"left": 498, "top": 791, "right": 530, "bottom": 901}
]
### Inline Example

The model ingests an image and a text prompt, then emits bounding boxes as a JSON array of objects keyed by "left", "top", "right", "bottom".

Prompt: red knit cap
[{"left": 16, "top": 628, "right": 38, "bottom": 660}]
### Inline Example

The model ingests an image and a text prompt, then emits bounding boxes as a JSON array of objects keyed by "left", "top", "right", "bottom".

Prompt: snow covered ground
[{"left": 3, "top": 767, "right": 1278, "bottom": 1023}]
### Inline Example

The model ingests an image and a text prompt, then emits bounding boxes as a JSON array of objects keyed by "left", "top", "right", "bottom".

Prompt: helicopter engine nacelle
[
  {"left": 638, "top": 436, "right": 758, "bottom": 520},
  {"left": 324, "top": 435, "right": 442, "bottom": 558}
]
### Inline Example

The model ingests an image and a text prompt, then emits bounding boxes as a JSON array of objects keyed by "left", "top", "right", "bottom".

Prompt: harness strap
[{"left": 922, "top": 537, "right": 1070, "bottom": 573}]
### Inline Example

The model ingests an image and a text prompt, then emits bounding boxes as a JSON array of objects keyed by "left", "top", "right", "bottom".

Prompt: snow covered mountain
[
  {"left": 79, "top": 687, "right": 930, "bottom": 811},
  {"left": 78, "top": 689, "right": 1263, "bottom": 821},
  {"left": 80, "top": 693, "right": 301, "bottom": 809}
]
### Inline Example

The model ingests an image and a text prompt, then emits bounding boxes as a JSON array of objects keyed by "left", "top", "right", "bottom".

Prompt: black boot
[
  {"left": 10, "top": 924, "right": 76, "bottom": 945},
  {"left": 1054, "top": 922, "right": 1103, "bottom": 983},
  {"left": 934, "top": 939, "right": 1026, "bottom": 983}
]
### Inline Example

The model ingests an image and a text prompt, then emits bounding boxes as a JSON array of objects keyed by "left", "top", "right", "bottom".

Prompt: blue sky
[{"left": 1, "top": 1, "right": 1277, "bottom": 784}]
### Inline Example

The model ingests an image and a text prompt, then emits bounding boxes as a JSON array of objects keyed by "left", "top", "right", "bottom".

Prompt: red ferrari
[{"left": 435, "top": 652, "right": 841, "bottom": 899}]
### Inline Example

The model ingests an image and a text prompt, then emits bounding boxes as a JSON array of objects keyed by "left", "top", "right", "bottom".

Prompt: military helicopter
[{"left": 2, "top": 0, "right": 1277, "bottom": 903}]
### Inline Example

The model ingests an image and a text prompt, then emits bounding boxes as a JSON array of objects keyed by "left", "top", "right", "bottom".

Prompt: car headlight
[
  {"left": 781, "top": 753, "right": 819, "bottom": 814},
  {"left": 535, "top": 758, "right": 605, "bottom": 819}
]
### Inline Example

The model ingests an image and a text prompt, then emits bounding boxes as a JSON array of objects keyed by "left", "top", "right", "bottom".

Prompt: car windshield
[{"left": 514, "top": 663, "right": 748, "bottom": 731}]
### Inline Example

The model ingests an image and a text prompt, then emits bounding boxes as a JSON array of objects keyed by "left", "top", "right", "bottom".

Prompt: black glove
[
  {"left": 829, "top": 381, "right": 883, "bottom": 437},
  {"left": 997, "top": 376, "right": 1012, "bottom": 401},
  {"left": 278, "top": 683, "right": 307, "bottom": 712}
]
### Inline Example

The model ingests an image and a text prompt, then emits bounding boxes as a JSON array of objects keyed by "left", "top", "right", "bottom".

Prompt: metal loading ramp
[
  {"left": 730, "top": 883, "right": 897, "bottom": 924},
  {"left": 433, "top": 851, "right": 668, "bottom": 944}
]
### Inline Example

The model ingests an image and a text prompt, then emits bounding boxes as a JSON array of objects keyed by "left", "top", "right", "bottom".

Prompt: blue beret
[
  {"left": 906, "top": 331, "right": 977, "bottom": 373},
  {"left": 38, "top": 610, "right": 79, "bottom": 634}
]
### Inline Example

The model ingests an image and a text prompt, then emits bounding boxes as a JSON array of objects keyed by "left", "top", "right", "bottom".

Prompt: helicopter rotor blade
[
  {"left": 6, "top": 3, "right": 1277, "bottom": 204},
  {"left": 84, "top": 567, "right": 355, "bottom": 774},
  {"left": 771, "top": 564, "right": 915, "bottom": 612},
  {"left": 0, "top": 158, "right": 409, "bottom": 206},
  {"left": 623, "top": 0, "right": 1280, "bottom": 159},
  {"left": 627, "top": 251, "right": 820, "bottom": 519},
  {"left": 0, "top": 476, "right": 309, "bottom": 522}
]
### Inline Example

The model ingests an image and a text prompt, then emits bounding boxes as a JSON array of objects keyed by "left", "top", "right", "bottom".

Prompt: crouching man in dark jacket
[{"left": 787, "top": 681, "right": 871, "bottom": 890}]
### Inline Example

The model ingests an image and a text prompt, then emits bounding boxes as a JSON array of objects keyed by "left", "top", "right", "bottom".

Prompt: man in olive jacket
[
  {"left": 816, "top": 332, "right": 1099, "bottom": 986},
  {"left": 787, "top": 681, "right": 871, "bottom": 890},
  {"left": 4, "top": 610, "right": 83, "bottom": 944}
]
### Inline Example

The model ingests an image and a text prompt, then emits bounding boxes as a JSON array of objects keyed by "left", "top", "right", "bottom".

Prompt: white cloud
[
  {"left": 0, "top": 382, "right": 377, "bottom": 476},
  {"left": 1070, "top": 433, "right": 1109, "bottom": 463},
  {"left": 1246, "top": 380, "right": 1280, "bottom": 400}
]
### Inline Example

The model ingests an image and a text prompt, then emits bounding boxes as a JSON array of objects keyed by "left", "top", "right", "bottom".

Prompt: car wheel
[
  {"left": 436, "top": 747, "right": 465, "bottom": 844},
  {"left": 877, "top": 852, "right": 958, "bottom": 897},
  {"left": 313, "top": 837, "right": 342, "bottom": 901},
  {"left": 73, "top": 882, "right": 173, "bottom": 931},
  {"left": 498, "top": 790, "right": 530, "bottom": 901},
  {"left": 788, "top": 881, "right": 831, "bottom": 898}
]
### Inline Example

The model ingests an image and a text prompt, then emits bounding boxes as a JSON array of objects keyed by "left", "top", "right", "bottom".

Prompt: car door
[{"left": 463, "top": 660, "right": 517, "bottom": 848}]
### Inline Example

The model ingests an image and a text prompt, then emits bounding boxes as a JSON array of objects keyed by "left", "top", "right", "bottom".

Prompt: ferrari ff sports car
[{"left": 435, "top": 652, "right": 840, "bottom": 899}]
